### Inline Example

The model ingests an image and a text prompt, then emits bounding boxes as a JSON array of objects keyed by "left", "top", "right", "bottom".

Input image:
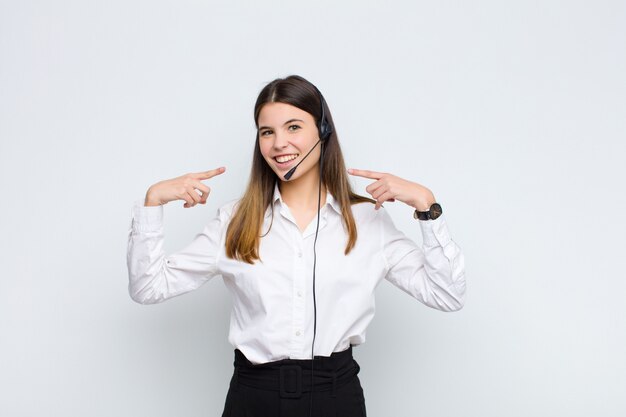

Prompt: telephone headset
[{"left": 281, "top": 85, "right": 332, "bottom": 417}]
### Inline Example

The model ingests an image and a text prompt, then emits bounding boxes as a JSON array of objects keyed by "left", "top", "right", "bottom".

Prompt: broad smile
[{"left": 272, "top": 153, "right": 300, "bottom": 168}]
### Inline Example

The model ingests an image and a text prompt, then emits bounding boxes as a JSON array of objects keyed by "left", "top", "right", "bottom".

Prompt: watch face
[{"left": 429, "top": 203, "right": 443, "bottom": 220}]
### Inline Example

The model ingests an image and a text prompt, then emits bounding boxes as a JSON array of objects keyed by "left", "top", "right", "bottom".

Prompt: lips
[{"left": 272, "top": 153, "right": 299, "bottom": 169}]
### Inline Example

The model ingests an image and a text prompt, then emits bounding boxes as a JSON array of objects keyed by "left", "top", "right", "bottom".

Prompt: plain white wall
[{"left": 1, "top": 1, "right": 625, "bottom": 416}]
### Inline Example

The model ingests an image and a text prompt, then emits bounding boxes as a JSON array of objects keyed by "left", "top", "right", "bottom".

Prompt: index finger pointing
[
  {"left": 347, "top": 168, "right": 383, "bottom": 180},
  {"left": 197, "top": 166, "right": 226, "bottom": 179}
]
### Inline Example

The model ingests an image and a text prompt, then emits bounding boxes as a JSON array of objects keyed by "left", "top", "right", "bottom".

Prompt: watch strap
[{"left": 413, "top": 209, "right": 430, "bottom": 220}]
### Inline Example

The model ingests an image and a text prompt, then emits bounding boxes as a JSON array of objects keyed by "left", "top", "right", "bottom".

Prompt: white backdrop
[{"left": 1, "top": 1, "right": 625, "bottom": 416}]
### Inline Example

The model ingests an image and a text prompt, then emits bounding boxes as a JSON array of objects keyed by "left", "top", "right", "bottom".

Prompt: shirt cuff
[
  {"left": 130, "top": 198, "right": 164, "bottom": 232},
  {"left": 418, "top": 214, "right": 452, "bottom": 248}
]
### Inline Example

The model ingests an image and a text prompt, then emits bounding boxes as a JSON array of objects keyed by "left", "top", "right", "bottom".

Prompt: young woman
[{"left": 127, "top": 75, "right": 466, "bottom": 417}]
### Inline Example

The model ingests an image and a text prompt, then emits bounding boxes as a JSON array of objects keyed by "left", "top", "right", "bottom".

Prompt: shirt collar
[{"left": 270, "top": 183, "right": 341, "bottom": 215}]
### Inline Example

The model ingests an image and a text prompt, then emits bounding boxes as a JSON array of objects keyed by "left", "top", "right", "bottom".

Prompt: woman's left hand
[{"left": 347, "top": 168, "right": 436, "bottom": 211}]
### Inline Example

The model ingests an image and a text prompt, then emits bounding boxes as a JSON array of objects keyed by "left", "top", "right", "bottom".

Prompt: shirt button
[
  {"left": 297, "top": 252, "right": 302, "bottom": 258},
  {"left": 296, "top": 330, "right": 301, "bottom": 336},
  {"left": 297, "top": 291, "right": 302, "bottom": 297}
]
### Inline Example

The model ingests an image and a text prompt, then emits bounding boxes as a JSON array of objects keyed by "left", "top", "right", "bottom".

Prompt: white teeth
[{"left": 275, "top": 154, "right": 298, "bottom": 163}]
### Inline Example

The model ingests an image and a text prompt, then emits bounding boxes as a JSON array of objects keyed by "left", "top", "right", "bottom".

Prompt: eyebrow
[{"left": 258, "top": 119, "right": 304, "bottom": 131}]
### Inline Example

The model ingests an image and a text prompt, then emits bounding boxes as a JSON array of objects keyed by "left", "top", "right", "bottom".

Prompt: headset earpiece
[{"left": 316, "top": 88, "right": 333, "bottom": 142}]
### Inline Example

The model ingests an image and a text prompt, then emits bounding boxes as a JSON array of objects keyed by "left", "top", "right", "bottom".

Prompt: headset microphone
[{"left": 283, "top": 138, "right": 322, "bottom": 180}]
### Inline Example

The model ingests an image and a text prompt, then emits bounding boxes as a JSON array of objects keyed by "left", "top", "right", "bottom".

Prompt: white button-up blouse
[{"left": 126, "top": 184, "right": 466, "bottom": 365}]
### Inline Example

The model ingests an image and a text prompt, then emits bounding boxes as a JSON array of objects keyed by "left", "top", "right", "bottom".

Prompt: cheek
[
  {"left": 305, "top": 143, "right": 322, "bottom": 162},
  {"left": 258, "top": 143, "right": 277, "bottom": 169},
  {"left": 258, "top": 141, "right": 271, "bottom": 158}
]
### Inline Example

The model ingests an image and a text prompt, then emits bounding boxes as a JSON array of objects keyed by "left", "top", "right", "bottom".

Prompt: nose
[{"left": 272, "top": 132, "right": 289, "bottom": 150}]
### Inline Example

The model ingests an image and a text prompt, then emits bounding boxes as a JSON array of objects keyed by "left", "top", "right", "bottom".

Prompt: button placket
[
  {"left": 301, "top": 205, "right": 329, "bottom": 239},
  {"left": 290, "top": 227, "right": 307, "bottom": 356}
]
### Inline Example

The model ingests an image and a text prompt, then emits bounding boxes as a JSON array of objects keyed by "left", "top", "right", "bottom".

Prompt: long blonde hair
[{"left": 225, "top": 75, "right": 374, "bottom": 264}]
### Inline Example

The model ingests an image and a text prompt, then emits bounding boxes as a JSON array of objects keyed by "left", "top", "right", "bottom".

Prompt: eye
[
  {"left": 260, "top": 130, "right": 272, "bottom": 136},
  {"left": 288, "top": 125, "right": 301, "bottom": 131}
]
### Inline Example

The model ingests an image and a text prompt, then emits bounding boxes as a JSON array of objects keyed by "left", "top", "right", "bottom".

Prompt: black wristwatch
[{"left": 413, "top": 203, "right": 443, "bottom": 221}]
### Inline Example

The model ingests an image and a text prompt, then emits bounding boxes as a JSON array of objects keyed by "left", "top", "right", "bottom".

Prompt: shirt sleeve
[
  {"left": 126, "top": 199, "right": 224, "bottom": 304},
  {"left": 379, "top": 208, "right": 466, "bottom": 311}
]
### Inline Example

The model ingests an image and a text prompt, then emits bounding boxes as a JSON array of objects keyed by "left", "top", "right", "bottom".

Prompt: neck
[{"left": 278, "top": 163, "right": 326, "bottom": 210}]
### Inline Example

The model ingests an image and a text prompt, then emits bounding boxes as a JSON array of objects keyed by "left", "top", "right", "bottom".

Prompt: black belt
[{"left": 230, "top": 346, "right": 359, "bottom": 399}]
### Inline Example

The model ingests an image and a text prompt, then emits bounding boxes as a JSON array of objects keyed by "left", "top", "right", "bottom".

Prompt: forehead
[{"left": 257, "top": 102, "right": 313, "bottom": 127}]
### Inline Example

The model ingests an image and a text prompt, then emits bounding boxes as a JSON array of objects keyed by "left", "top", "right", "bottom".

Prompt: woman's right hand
[{"left": 144, "top": 167, "right": 226, "bottom": 208}]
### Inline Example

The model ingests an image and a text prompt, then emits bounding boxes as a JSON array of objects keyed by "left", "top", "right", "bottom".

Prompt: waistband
[{"left": 231, "top": 346, "right": 359, "bottom": 398}]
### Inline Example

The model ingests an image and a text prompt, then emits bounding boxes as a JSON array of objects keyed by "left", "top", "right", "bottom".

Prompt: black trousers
[{"left": 221, "top": 346, "right": 367, "bottom": 417}]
